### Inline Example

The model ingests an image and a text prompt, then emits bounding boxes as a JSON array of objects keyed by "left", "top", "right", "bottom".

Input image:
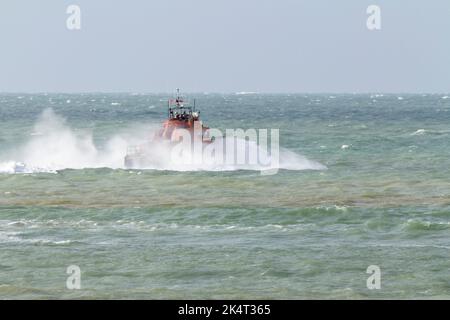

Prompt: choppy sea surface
[{"left": 0, "top": 93, "right": 449, "bottom": 299}]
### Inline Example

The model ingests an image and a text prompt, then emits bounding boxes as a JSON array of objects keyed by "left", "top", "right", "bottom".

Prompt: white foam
[
  {"left": 235, "top": 91, "right": 257, "bottom": 95},
  {"left": 411, "top": 129, "right": 426, "bottom": 135},
  {"left": 0, "top": 108, "right": 326, "bottom": 174}
]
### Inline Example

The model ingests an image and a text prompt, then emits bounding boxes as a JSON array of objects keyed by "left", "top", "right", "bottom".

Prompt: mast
[{"left": 176, "top": 88, "right": 182, "bottom": 107}]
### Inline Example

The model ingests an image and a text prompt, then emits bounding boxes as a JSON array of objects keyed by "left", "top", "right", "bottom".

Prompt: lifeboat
[{"left": 124, "top": 89, "right": 213, "bottom": 168}]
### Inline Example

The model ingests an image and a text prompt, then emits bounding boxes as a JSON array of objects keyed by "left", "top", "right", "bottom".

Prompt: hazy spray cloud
[
  {"left": 0, "top": 108, "right": 325, "bottom": 173},
  {"left": 0, "top": 0, "right": 449, "bottom": 93}
]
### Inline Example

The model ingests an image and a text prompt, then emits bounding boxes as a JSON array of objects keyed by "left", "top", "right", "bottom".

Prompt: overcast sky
[{"left": 0, "top": 0, "right": 449, "bottom": 93}]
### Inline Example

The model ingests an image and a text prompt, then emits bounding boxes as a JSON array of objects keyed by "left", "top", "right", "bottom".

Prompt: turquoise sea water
[{"left": 0, "top": 93, "right": 449, "bottom": 299}]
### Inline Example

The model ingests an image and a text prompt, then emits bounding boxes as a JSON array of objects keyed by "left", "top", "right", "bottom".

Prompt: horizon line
[{"left": 0, "top": 91, "right": 449, "bottom": 95}]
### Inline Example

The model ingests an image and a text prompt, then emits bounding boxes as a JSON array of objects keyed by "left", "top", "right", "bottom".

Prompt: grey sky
[{"left": 0, "top": 0, "right": 449, "bottom": 93}]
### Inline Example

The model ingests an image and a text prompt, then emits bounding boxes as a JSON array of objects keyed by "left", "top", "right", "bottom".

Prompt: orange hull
[{"left": 156, "top": 118, "right": 212, "bottom": 143}]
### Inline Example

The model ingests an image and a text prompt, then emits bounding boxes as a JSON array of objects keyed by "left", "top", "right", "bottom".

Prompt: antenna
[{"left": 175, "top": 88, "right": 182, "bottom": 107}]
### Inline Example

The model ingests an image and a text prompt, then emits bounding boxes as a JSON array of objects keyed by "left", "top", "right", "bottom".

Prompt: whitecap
[
  {"left": 235, "top": 92, "right": 257, "bottom": 95},
  {"left": 411, "top": 129, "right": 426, "bottom": 135}
]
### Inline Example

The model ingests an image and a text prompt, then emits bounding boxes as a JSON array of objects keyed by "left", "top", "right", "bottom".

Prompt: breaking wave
[
  {"left": 0, "top": 108, "right": 326, "bottom": 174},
  {"left": 410, "top": 128, "right": 450, "bottom": 136}
]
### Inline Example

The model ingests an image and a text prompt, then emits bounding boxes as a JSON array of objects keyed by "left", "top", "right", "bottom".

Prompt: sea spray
[{"left": 0, "top": 108, "right": 326, "bottom": 173}]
